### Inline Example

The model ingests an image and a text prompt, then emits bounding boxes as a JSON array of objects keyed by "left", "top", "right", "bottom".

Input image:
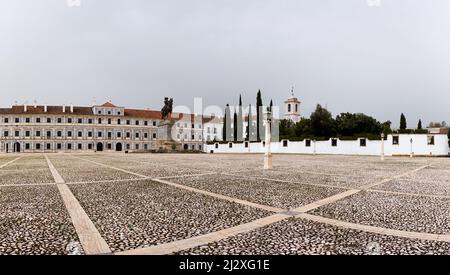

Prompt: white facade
[{"left": 207, "top": 134, "right": 450, "bottom": 156}]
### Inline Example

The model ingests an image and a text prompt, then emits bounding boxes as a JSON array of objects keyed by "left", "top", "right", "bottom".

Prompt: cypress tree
[
  {"left": 237, "top": 95, "right": 244, "bottom": 141},
  {"left": 256, "top": 90, "right": 263, "bottom": 141},
  {"left": 233, "top": 110, "right": 238, "bottom": 142},
  {"left": 417, "top": 119, "right": 422, "bottom": 130},
  {"left": 400, "top": 113, "right": 407, "bottom": 130},
  {"left": 246, "top": 104, "right": 252, "bottom": 141},
  {"left": 223, "top": 104, "right": 230, "bottom": 141}
]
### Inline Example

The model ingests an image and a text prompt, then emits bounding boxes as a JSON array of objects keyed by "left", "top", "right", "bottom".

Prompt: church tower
[{"left": 284, "top": 88, "right": 301, "bottom": 123}]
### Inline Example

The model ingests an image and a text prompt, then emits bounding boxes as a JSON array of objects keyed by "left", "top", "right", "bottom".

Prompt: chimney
[
  {"left": 24, "top": 104, "right": 27, "bottom": 112},
  {"left": 44, "top": 104, "right": 48, "bottom": 113},
  {"left": 34, "top": 100, "right": 37, "bottom": 108},
  {"left": 70, "top": 104, "right": 74, "bottom": 113},
  {"left": 62, "top": 104, "right": 66, "bottom": 113}
]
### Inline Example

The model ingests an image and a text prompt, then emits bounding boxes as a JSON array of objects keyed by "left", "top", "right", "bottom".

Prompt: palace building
[{"left": 0, "top": 102, "right": 216, "bottom": 153}]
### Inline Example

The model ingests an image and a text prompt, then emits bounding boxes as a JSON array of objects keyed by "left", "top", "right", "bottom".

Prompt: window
[
  {"left": 36, "top": 131, "right": 41, "bottom": 137},
  {"left": 98, "top": 110, "right": 102, "bottom": 115},
  {"left": 98, "top": 132, "right": 102, "bottom": 138},
  {"left": 118, "top": 111, "right": 121, "bottom": 115},
  {"left": 36, "top": 118, "right": 41, "bottom": 123},
  {"left": 331, "top": 139, "right": 338, "bottom": 147},
  {"left": 26, "top": 118, "right": 30, "bottom": 123},
  {"left": 57, "top": 131, "right": 62, "bottom": 137},
  {"left": 4, "top": 118, "right": 9, "bottom": 123},
  {"left": 67, "top": 131, "right": 72, "bottom": 137},
  {"left": 135, "top": 120, "right": 139, "bottom": 126},
  {"left": 245, "top": 142, "right": 249, "bottom": 148},
  {"left": 283, "top": 140, "right": 288, "bottom": 147},
  {"left": 108, "top": 118, "right": 111, "bottom": 125},
  {"left": 4, "top": 131, "right": 8, "bottom": 137},
  {"left": 47, "top": 118, "right": 51, "bottom": 123},
  {"left": 25, "top": 131, "right": 30, "bottom": 137},
  {"left": 78, "top": 118, "right": 83, "bottom": 124},
  {"left": 57, "top": 118, "right": 62, "bottom": 123},
  {"left": 25, "top": 143, "right": 30, "bottom": 150},
  {"left": 144, "top": 144, "right": 148, "bottom": 150},
  {"left": 360, "top": 138, "right": 367, "bottom": 147},
  {"left": 126, "top": 132, "right": 131, "bottom": 138},
  {"left": 152, "top": 133, "right": 157, "bottom": 139},
  {"left": 78, "top": 131, "right": 83, "bottom": 137},
  {"left": 191, "top": 135, "right": 195, "bottom": 140},
  {"left": 117, "top": 119, "right": 121, "bottom": 125},
  {"left": 108, "top": 132, "right": 112, "bottom": 139},
  {"left": 144, "top": 133, "right": 148, "bottom": 139},
  {"left": 36, "top": 144, "right": 41, "bottom": 150},
  {"left": 15, "top": 131, "right": 20, "bottom": 137},
  {"left": 57, "top": 143, "right": 62, "bottom": 150},
  {"left": 88, "top": 131, "right": 93, "bottom": 137},
  {"left": 78, "top": 144, "right": 82, "bottom": 150},
  {"left": 153, "top": 121, "right": 157, "bottom": 126},
  {"left": 144, "top": 121, "right": 148, "bottom": 126},
  {"left": 98, "top": 118, "right": 102, "bottom": 124},
  {"left": 126, "top": 144, "right": 130, "bottom": 150},
  {"left": 117, "top": 132, "right": 122, "bottom": 138},
  {"left": 288, "top": 104, "right": 291, "bottom": 112},
  {"left": 88, "top": 119, "right": 93, "bottom": 124},
  {"left": 393, "top": 136, "right": 399, "bottom": 145},
  {"left": 108, "top": 111, "right": 111, "bottom": 115},
  {"left": 107, "top": 143, "right": 112, "bottom": 150},
  {"left": 295, "top": 104, "right": 298, "bottom": 113},
  {"left": 305, "top": 140, "right": 312, "bottom": 147},
  {"left": 88, "top": 144, "right": 93, "bottom": 150},
  {"left": 68, "top": 118, "right": 72, "bottom": 123},
  {"left": 135, "top": 144, "right": 140, "bottom": 150},
  {"left": 135, "top": 133, "right": 140, "bottom": 138},
  {"left": 215, "top": 143, "right": 219, "bottom": 149},
  {"left": 46, "top": 131, "right": 51, "bottom": 137},
  {"left": 46, "top": 143, "right": 51, "bottom": 150},
  {"left": 15, "top": 118, "right": 19, "bottom": 123},
  {"left": 127, "top": 120, "right": 131, "bottom": 125},
  {"left": 67, "top": 143, "right": 72, "bottom": 150},
  {"left": 428, "top": 136, "right": 435, "bottom": 145},
  {"left": 192, "top": 124, "right": 195, "bottom": 129},
  {"left": 229, "top": 143, "right": 233, "bottom": 148}
]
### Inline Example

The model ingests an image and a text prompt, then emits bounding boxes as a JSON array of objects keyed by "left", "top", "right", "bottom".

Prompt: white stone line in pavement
[
  {"left": 221, "top": 172, "right": 351, "bottom": 190},
  {"left": 366, "top": 189, "right": 450, "bottom": 200},
  {"left": 116, "top": 213, "right": 290, "bottom": 255},
  {"left": 45, "top": 155, "right": 112, "bottom": 255},
  {"left": 66, "top": 177, "right": 151, "bottom": 185},
  {"left": 72, "top": 156, "right": 147, "bottom": 178},
  {"left": 56, "top": 184, "right": 112, "bottom": 255},
  {"left": 153, "top": 178, "right": 286, "bottom": 213},
  {"left": 292, "top": 189, "right": 361, "bottom": 213},
  {"left": 297, "top": 213, "right": 450, "bottom": 243},
  {"left": 74, "top": 156, "right": 286, "bottom": 213},
  {"left": 0, "top": 182, "right": 56, "bottom": 188},
  {"left": 45, "top": 155, "right": 65, "bottom": 183},
  {"left": 0, "top": 156, "right": 23, "bottom": 169},
  {"left": 155, "top": 172, "right": 218, "bottom": 180},
  {"left": 359, "top": 164, "right": 430, "bottom": 190}
]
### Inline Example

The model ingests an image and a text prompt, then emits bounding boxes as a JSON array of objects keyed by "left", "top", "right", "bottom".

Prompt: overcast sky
[{"left": 1, "top": 0, "right": 450, "bottom": 127}]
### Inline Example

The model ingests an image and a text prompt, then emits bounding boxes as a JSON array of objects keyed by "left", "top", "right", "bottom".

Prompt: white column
[
  {"left": 410, "top": 138, "right": 413, "bottom": 158},
  {"left": 264, "top": 111, "right": 272, "bottom": 170},
  {"left": 380, "top": 133, "right": 385, "bottom": 161}
]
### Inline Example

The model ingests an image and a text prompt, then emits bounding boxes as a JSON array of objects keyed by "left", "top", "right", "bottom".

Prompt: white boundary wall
[{"left": 207, "top": 134, "right": 450, "bottom": 156}]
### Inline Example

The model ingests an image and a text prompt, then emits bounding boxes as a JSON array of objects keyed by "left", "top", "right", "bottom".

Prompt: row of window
[
  {"left": 7, "top": 143, "right": 150, "bottom": 151},
  {"left": 221, "top": 136, "right": 437, "bottom": 149},
  {"left": 1, "top": 130, "right": 157, "bottom": 139},
  {"left": 1, "top": 117, "right": 158, "bottom": 126},
  {"left": 177, "top": 133, "right": 203, "bottom": 141},
  {"left": 176, "top": 122, "right": 203, "bottom": 129}
]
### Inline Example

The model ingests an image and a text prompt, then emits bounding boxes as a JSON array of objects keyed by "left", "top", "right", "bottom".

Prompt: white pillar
[
  {"left": 264, "top": 111, "right": 272, "bottom": 170},
  {"left": 380, "top": 133, "right": 385, "bottom": 161},
  {"left": 410, "top": 138, "right": 413, "bottom": 158}
]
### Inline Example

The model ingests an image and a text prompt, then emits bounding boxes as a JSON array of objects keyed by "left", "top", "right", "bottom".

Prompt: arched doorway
[
  {"left": 116, "top": 143, "right": 123, "bottom": 152},
  {"left": 96, "top": 142, "right": 104, "bottom": 152},
  {"left": 183, "top": 144, "right": 189, "bottom": 150},
  {"left": 14, "top": 142, "right": 20, "bottom": 153},
  {"left": 5, "top": 143, "right": 9, "bottom": 153}
]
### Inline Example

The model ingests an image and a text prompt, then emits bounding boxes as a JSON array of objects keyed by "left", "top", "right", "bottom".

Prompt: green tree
[
  {"left": 293, "top": 118, "right": 313, "bottom": 139},
  {"left": 335, "top": 112, "right": 382, "bottom": 137},
  {"left": 382, "top": 121, "right": 393, "bottom": 136},
  {"left": 310, "top": 104, "right": 336, "bottom": 138},
  {"left": 417, "top": 119, "right": 422, "bottom": 130},
  {"left": 256, "top": 90, "right": 263, "bottom": 141},
  {"left": 400, "top": 113, "right": 407, "bottom": 130},
  {"left": 223, "top": 104, "right": 230, "bottom": 141},
  {"left": 279, "top": 119, "right": 295, "bottom": 140}
]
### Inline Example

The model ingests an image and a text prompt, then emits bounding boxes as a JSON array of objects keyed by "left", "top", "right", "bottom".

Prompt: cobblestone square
[{"left": 0, "top": 153, "right": 449, "bottom": 255}]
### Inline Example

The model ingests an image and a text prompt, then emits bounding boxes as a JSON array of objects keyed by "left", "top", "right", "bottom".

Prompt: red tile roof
[
  {"left": 0, "top": 105, "right": 93, "bottom": 115},
  {"left": 124, "top": 109, "right": 163, "bottom": 119},
  {"left": 101, "top": 102, "right": 117, "bottom": 107}
]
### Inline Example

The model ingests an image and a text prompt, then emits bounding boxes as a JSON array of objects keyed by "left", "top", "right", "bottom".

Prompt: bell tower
[{"left": 284, "top": 87, "right": 301, "bottom": 123}]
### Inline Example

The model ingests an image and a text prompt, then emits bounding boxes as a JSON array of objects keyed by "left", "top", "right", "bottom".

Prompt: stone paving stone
[
  {"left": 5, "top": 155, "right": 50, "bottom": 170},
  {"left": 0, "top": 169, "right": 54, "bottom": 185},
  {"left": 310, "top": 191, "right": 450, "bottom": 235},
  {"left": 0, "top": 185, "right": 83, "bottom": 255},
  {"left": 169, "top": 174, "right": 345, "bottom": 209},
  {"left": 176, "top": 218, "right": 450, "bottom": 255},
  {"left": 69, "top": 180, "right": 270, "bottom": 253},
  {"left": 47, "top": 156, "right": 138, "bottom": 182},
  {"left": 373, "top": 178, "right": 450, "bottom": 197}
]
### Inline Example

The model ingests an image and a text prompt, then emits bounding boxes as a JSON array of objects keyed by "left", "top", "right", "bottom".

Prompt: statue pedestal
[{"left": 156, "top": 121, "right": 181, "bottom": 152}]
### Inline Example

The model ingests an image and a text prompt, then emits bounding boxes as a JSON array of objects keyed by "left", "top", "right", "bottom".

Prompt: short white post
[
  {"left": 410, "top": 138, "right": 413, "bottom": 158},
  {"left": 313, "top": 139, "right": 317, "bottom": 156},
  {"left": 380, "top": 133, "right": 385, "bottom": 161},
  {"left": 264, "top": 110, "right": 272, "bottom": 170}
]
